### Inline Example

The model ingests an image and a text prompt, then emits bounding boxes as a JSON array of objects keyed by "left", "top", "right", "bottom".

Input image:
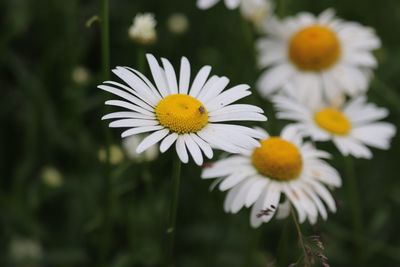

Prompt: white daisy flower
[
  {"left": 272, "top": 94, "right": 396, "bottom": 159},
  {"left": 122, "top": 134, "right": 159, "bottom": 162},
  {"left": 202, "top": 126, "right": 341, "bottom": 227},
  {"left": 167, "top": 13, "right": 189, "bottom": 35},
  {"left": 128, "top": 13, "right": 157, "bottom": 45},
  {"left": 256, "top": 9, "right": 381, "bottom": 105},
  {"left": 197, "top": 0, "right": 242, "bottom": 9},
  {"left": 99, "top": 54, "right": 267, "bottom": 166},
  {"left": 240, "top": 0, "right": 274, "bottom": 28}
]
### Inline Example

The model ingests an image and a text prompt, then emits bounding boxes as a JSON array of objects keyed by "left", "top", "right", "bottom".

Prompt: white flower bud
[
  {"left": 122, "top": 135, "right": 158, "bottom": 163},
  {"left": 167, "top": 13, "right": 189, "bottom": 35},
  {"left": 128, "top": 13, "right": 157, "bottom": 45},
  {"left": 41, "top": 166, "right": 63, "bottom": 188}
]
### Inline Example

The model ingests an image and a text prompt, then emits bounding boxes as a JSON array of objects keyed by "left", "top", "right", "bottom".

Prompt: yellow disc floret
[
  {"left": 251, "top": 137, "right": 302, "bottom": 181},
  {"left": 289, "top": 25, "right": 341, "bottom": 71},
  {"left": 155, "top": 94, "right": 208, "bottom": 134},
  {"left": 314, "top": 107, "right": 351, "bottom": 135}
]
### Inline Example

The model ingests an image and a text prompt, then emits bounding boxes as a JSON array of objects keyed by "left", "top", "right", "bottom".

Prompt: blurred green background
[{"left": 1, "top": 0, "right": 400, "bottom": 266}]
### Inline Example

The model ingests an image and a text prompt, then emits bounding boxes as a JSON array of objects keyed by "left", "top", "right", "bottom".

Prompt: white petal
[
  {"left": 256, "top": 64, "right": 294, "bottom": 97},
  {"left": 224, "top": 0, "right": 240, "bottom": 9},
  {"left": 231, "top": 177, "right": 257, "bottom": 213},
  {"left": 190, "top": 133, "right": 213, "bottom": 159},
  {"left": 302, "top": 185, "right": 328, "bottom": 220},
  {"left": 160, "top": 133, "right": 179, "bottom": 153},
  {"left": 102, "top": 111, "right": 154, "bottom": 120},
  {"left": 224, "top": 184, "right": 242, "bottom": 212},
  {"left": 260, "top": 182, "right": 281, "bottom": 223},
  {"left": 351, "top": 123, "right": 396, "bottom": 149},
  {"left": 126, "top": 67, "right": 162, "bottom": 101},
  {"left": 282, "top": 184, "right": 307, "bottom": 223},
  {"left": 197, "top": 126, "right": 240, "bottom": 154},
  {"left": 179, "top": 57, "right": 191, "bottom": 94},
  {"left": 209, "top": 112, "right": 267, "bottom": 122},
  {"left": 146, "top": 54, "right": 169, "bottom": 97},
  {"left": 306, "top": 180, "right": 336, "bottom": 212},
  {"left": 250, "top": 189, "right": 267, "bottom": 228},
  {"left": 333, "top": 136, "right": 372, "bottom": 159},
  {"left": 275, "top": 200, "right": 290, "bottom": 219},
  {"left": 109, "top": 118, "right": 158, "bottom": 128},
  {"left": 121, "top": 125, "right": 164, "bottom": 138},
  {"left": 219, "top": 170, "right": 254, "bottom": 191},
  {"left": 183, "top": 134, "right": 204, "bottom": 166},
  {"left": 136, "top": 129, "right": 169, "bottom": 154},
  {"left": 197, "top": 0, "right": 219, "bottom": 9},
  {"left": 175, "top": 136, "right": 189, "bottom": 163},
  {"left": 189, "top": 66, "right": 212, "bottom": 98},
  {"left": 105, "top": 100, "right": 154, "bottom": 116},
  {"left": 99, "top": 84, "right": 154, "bottom": 111},
  {"left": 161, "top": 58, "right": 179, "bottom": 94},
  {"left": 205, "top": 84, "right": 251, "bottom": 112},
  {"left": 245, "top": 178, "right": 268, "bottom": 207},
  {"left": 198, "top": 77, "right": 230, "bottom": 104},
  {"left": 112, "top": 67, "right": 158, "bottom": 106}
]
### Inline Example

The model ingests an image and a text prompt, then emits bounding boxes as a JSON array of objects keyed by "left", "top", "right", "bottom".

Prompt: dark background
[{"left": 1, "top": 0, "right": 400, "bottom": 266}]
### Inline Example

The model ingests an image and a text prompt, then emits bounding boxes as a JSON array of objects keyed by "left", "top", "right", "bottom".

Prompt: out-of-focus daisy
[
  {"left": 197, "top": 0, "right": 242, "bottom": 9},
  {"left": 123, "top": 134, "right": 159, "bottom": 162},
  {"left": 202, "top": 126, "right": 341, "bottom": 227},
  {"left": 99, "top": 54, "right": 267, "bottom": 166},
  {"left": 98, "top": 145, "right": 125, "bottom": 165},
  {"left": 71, "top": 66, "right": 90, "bottom": 85},
  {"left": 128, "top": 13, "right": 157, "bottom": 45},
  {"left": 272, "top": 95, "right": 396, "bottom": 158},
  {"left": 240, "top": 0, "right": 274, "bottom": 28},
  {"left": 167, "top": 13, "right": 189, "bottom": 35},
  {"left": 256, "top": 9, "right": 381, "bottom": 105},
  {"left": 41, "top": 166, "right": 63, "bottom": 188},
  {"left": 9, "top": 238, "right": 43, "bottom": 263}
]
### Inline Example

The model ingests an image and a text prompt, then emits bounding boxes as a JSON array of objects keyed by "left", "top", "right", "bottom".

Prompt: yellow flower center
[
  {"left": 251, "top": 137, "right": 302, "bottom": 181},
  {"left": 289, "top": 25, "right": 341, "bottom": 71},
  {"left": 314, "top": 108, "right": 351, "bottom": 135},
  {"left": 155, "top": 94, "right": 208, "bottom": 134}
]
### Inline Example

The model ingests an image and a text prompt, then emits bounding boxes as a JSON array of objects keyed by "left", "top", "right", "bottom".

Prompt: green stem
[
  {"left": 165, "top": 155, "right": 182, "bottom": 266},
  {"left": 101, "top": 0, "right": 110, "bottom": 80},
  {"left": 244, "top": 228, "right": 260, "bottom": 266},
  {"left": 344, "top": 156, "right": 363, "bottom": 266},
  {"left": 277, "top": 217, "right": 289, "bottom": 267},
  {"left": 278, "top": 0, "right": 287, "bottom": 18},
  {"left": 290, "top": 207, "right": 310, "bottom": 267},
  {"left": 137, "top": 46, "right": 146, "bottom": 73},
  {"left": 99, "top": 0, "right": 112, "bottom": 265}
]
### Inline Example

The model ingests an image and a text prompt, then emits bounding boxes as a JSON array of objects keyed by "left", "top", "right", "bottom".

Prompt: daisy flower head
[
  {"left": 197, "top": 0, "right": 242, "bottom": 10},
  {"left": 202, "top": 126, "right": 341, "bottom": 227},
  {"left": 272, "top": 94, "right": 396, "bottom": 159},
  {"left": 240, "top": 0, "right": 274, "bottom": 28},
  {"left": 256, "top": 9, "right": 381, "bottom": 104},
  {"left": 99, "top": 54, "right": 267, "bottom": 166},
  {"left": 128, "top": 13, "right": 157, "bottom": 45}
]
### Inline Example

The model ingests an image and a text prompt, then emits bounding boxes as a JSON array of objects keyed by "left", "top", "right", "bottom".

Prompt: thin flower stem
[
  {"left": 101, "top": 0, "right": 110, "bottom": 80},
  {"left": 137, "top": 46, "right": 146, "bottom": 73},
  {"left": 278, "top": 0, "right": 287, "bottom": 18},
  {"left": 165, "top": 155, "right": 182, "bottom": 266},
  {"left": 277, "top": 216, "right": 289, "bottom": 267},
  {"left": 290, "top": 206, "right": 311, "bottom": 267},
  {"left": 99, "top": 0, "right": 112, "bottom": 265},
  {"left": 344, "top": 156, "right": 363, "bottom": 266}
]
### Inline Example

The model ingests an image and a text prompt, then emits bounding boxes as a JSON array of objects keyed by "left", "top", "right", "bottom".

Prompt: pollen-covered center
[
  {"left": 251, "top": 137, "right": 302, "bottom": 181},
  {"left": 289, "top": 25, "right": 341, "bottom": 71},
  {"left": 314, "top": 107, "right": 351, "bottom": 135},
  {"left": 155, "top": 94, "right": 208, "bottom": 134}
]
